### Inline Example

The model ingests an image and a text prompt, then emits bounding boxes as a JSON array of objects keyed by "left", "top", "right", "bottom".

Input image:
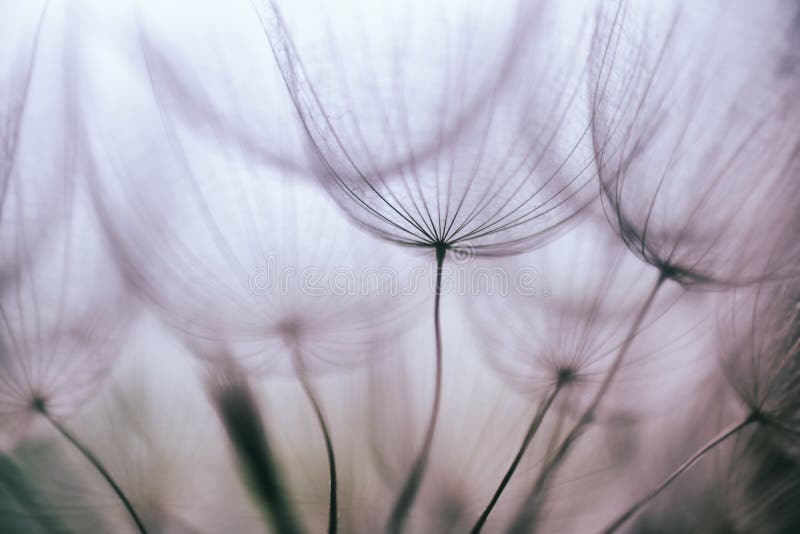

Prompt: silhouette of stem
[
  {"left": 471, "top": 383, "right": 563, "bottom": 533},
  {"left": 209, "top": 378, "right": 304, "bottom": 534},
  {"left": 508, "top": 274, "right": 665, "bottom": 534},
  {"left": 292, "top": 348, "right": 338, "bottom": 534},
  {"left": 35, "top": 405, "right": 148, "bottom": 534},
  {"left": 385, "top": 244, "right": 447, "bottom": 533},
  {"left": 601, "top": 413, "right": 758, "bottom": 534}
]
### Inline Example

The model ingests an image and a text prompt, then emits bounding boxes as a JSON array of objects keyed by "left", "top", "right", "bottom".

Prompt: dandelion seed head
[
  {"left": 0, "top": 180, "right": 131, "bottom": 449},
  {"left": 556, "top": 366, "right": 577, "bottom": 386},
  {"left": 592, "top": 0, "right": 800, "bottom": 288},
  {"left": 264, "top": 0, "right": 599, "bottom": 258},
  {"left": 90, "top": 102, "right": 421, "bottom": 377},
  {"left": 719, "top": 278, "right": 800, "bottom": 456}
]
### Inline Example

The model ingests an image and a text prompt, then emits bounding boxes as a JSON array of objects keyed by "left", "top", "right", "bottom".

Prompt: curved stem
[
  {"left": 292, "top": 348, "right": 338, "bottom": 534},
  {"left": 600, "top": 414, "right": 757, "bottom": 534},
  {"left": 508, "top": 274, "right": 665, "bottom": 534},
  {"left": 37, "top": 409, "right": 148, "bottom": 534},
  {"left": 471, "top": 384, "right": 563, "bottom": 533},
  {"left": 385, "top": 245, "right": 447, "bottom": 533}
]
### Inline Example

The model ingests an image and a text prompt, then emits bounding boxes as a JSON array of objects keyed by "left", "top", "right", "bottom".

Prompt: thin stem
[
  {"left": 37, "top": 407, "right": 148, "bottom": 534},
  {"left": 542, "top": 402, "right": 568, "bottom": 464},
  {"left": 471, "top": 384, "right": 563, "bottom": 533},
  {"left": 508, "top": 274, "right": 665, "bottom": 534},
  {"left": 385, "top": 245, "right": 447, "bottom": 534},
  {"left": 600, "top": 414, "right": 757, "bottom": 534},
  {"left": 292, "top": 347, "right": 338, "bottom": 534}
]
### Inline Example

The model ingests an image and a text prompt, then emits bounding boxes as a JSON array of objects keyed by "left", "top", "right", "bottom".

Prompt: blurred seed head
[{"left": 591, "top": 0, "right": 800, "bottom": 288}]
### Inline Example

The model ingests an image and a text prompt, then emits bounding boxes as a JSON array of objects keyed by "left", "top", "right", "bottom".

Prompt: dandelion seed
[
  {"left": 257, "top": 2, "right": 601, "bottom": 528},
  {"left": 591, "top": 0, "right": 800, "bottom": 289},
  {"left": 508, "top": 2, "right": 800, "bottom": 529},
  {"left": 601, "top": 242, "right": 800, "bottom": 533},
  {"left": 0, "top": 195, "right": 143, "bottom": 532},
  {"left": 88, "top": 70, "right": 419, "bottom": 531}
]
